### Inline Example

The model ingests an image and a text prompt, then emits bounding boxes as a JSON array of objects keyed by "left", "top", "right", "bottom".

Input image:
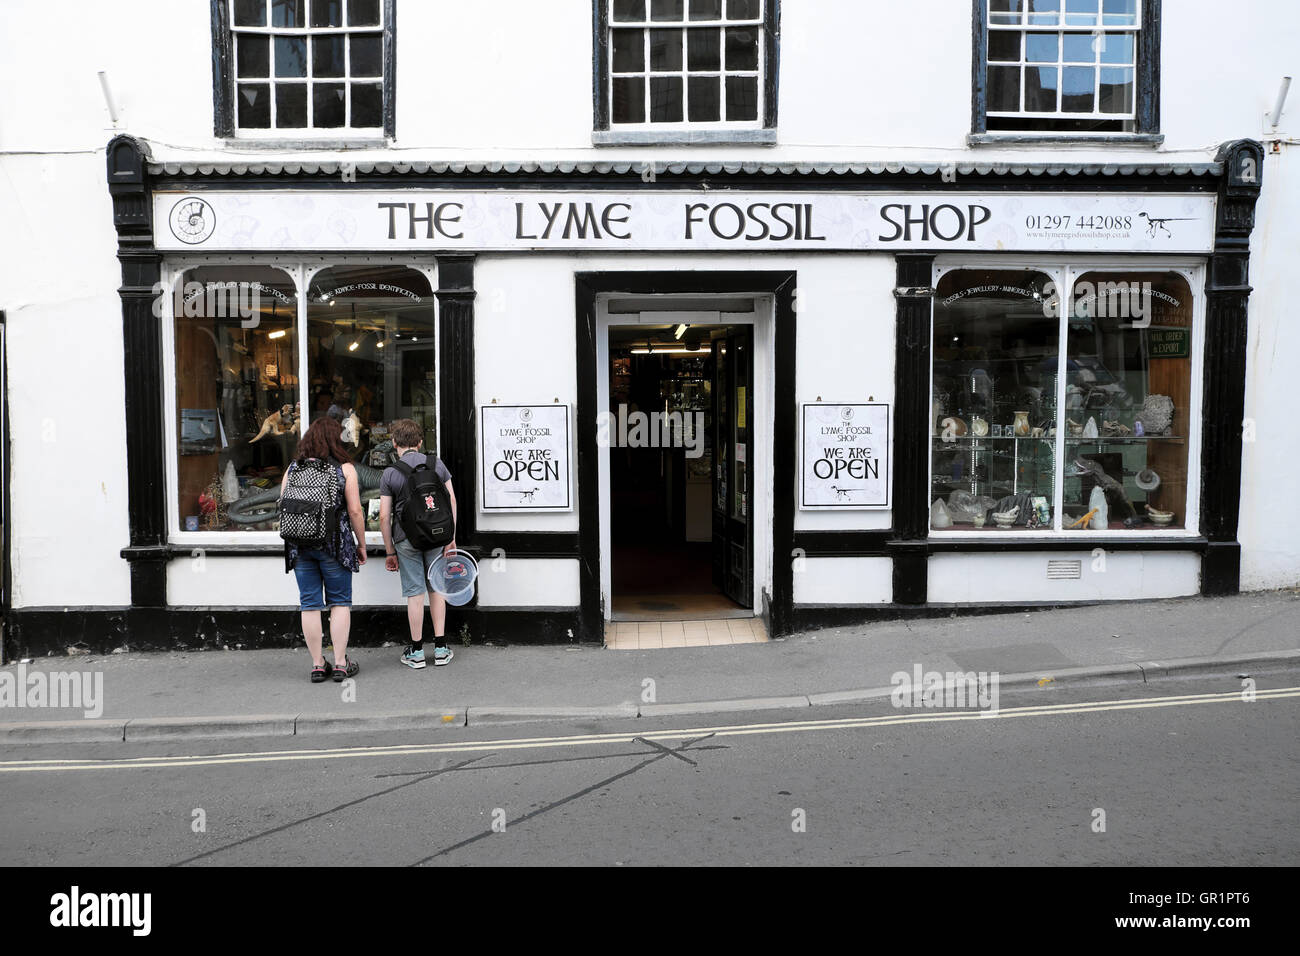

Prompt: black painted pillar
[
  {"left": 1200, "top": 140, "right": 1264, "bottom": 596},
  {"left": 889, "top": 254, "right": 935, "bottom": 605},
  {"left": 573, "top": 278, "right": 602, "bottom": 642},
  {"left": 435, "top": 255, "right": 477, "bottom": 545},
  {"left": 769, "top": 275, "right": 798, "bottom": 637},
  {"left": 108, "top": 136, "right": 168, "bottom": 607}
]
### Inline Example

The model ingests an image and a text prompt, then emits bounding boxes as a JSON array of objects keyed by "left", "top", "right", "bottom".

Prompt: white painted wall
[
  {"left": 1, "top": 1, "right": 1296, "bottom": 608},
  {"left": 0, "top": 154, "right": 132, "bottom": 607},
  {"left": 3, "top": 1, "right": 1295, "bottom": 162},
  {"left": 929, "top": 551, "right": 1201, "bottom": 603},
  {"left": 793, "top": 557, "right": 892, "bottom": 605},
  {"left": 1239, "top": 146, "right": 1300, "bottom": 590}
]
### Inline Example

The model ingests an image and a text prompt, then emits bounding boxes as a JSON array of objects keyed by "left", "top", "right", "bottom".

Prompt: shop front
[{"left": 4, "top": 134, "right": 1262, "bottom": 654}]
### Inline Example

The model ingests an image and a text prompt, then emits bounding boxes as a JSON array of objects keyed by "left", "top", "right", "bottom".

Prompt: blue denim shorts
[
  {"left": 394, "top": 537, "right": 441, "bottom": 598},
  {"left": 294, "top": 549, "right": 353, "bottom": 610}
]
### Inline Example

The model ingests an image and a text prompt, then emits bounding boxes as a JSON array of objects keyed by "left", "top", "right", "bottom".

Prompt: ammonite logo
[
  {"left": 519, "top": 408, "right": 533, "bottom": 423},
  {"left": 840, "top": 406, "right": 854, "bottom": 422},
  {"left": 169, "top": 196, "right": 216, "bottom": 244}
]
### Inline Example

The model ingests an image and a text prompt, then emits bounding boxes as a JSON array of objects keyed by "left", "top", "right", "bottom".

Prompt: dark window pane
[
  {"left": 1099, "top": 33, "right": 1134, "bottom": 65},
  {"left": 725, "top": 74, "right": 757, "bottom": 120},
  {"left": 351, "top": 33, "right": 383, "bottom": 77},
  {"left": 651, "top": 0, "right": 684, "bottom": 21},
  {"left": 311, "top": 0, "right": 342, "bottom": 26},
  {"left": 987, "top": 65, "right": 1020, "bottom": 111},
  {"left": 1061, "top": 66, "right": 1094, "bottom": 111},
  {"left": 613, "top": 0, "right": 645, "bottom": 21},
  {"left": 275, "top": 36, "right": 308, "bottom": 77},
  {"left": 727, "top": 0, "right": 759, "bottom": 19},
  {"left": 237, "top": 83, "right": 271, "bottom": 127},
  {"left": 1062, "top": 33, "right": 1095, "bottom": 62},
  {"left": 613, "top": 29, "right": 645, "bottom": 72},
  {"left": 688, "top": 28, "right": 720, "bottom": 70},
  {"left": 725, "top": 27, "right": 757, "bottom": 69},
  {"left": 649, "top": 29, "right": 682, "bottom": 71},
  {"left": 313, "top": 35, "right": 345, "bottom": 77},
  {"left": 271, "top": 0, "right": 304, "bottom": 28},
  {"left": 688, "top": 75, "right": 720, "bottom": 120},
  {"left": 313, "top": 82, "right": 345, "bottom": 127},
  {"left": 612, "top": 76, "right": 646, "bottom": 123},
  {"left": 276, "top": 83, "right": 307, "bottom": 126},
  {"left": 1098, "top": 66, "right": 1133, "bottom": 112},
  {"left": 988, "top": 31, "right": 1020, "bottom": 62},
  {"left": 348, "top": 0, "right": 380, "bottom": 26},
  {"left": 233, "top": 0, "right": 266, "bottom": 27},
  {"left": 351, "top": 82, "right": 382, "bottom": 126},
  {"left": 1025, "top": 33, "right": 1057, "bottom": 62},
  {"left": 690, "top": 0, "right": 721, "bottom": 19},
  {"left": 237, "top": 35, "right": 270, "bottom": 77},
  {"left": 1025, "top": 66, "right": 1058, "bottom": 111},
  {"left": 310, "top": 0, "right": 340, "bottom": 26},
  {"left": 1027, "top": 0, "right": 1059, "bottom": 25},
  {"left": 650, "top": 75, "right": 684, "bottom": 121},
  {"left": 989, "top": 0, "right": 1023, "bottom": 24}
]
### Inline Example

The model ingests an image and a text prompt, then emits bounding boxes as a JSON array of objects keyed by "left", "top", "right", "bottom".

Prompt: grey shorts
[{"left": 394, "top": 537, "right": 441, "bottom": 598}]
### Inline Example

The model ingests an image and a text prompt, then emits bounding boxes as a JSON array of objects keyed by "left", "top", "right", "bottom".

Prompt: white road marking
[{"left": 0, "top": 687, "right": 1294, "bottom": 774}]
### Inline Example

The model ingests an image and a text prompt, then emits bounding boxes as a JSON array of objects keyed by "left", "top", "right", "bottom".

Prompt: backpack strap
[{"left": 393, "top": 459, "right": 427, "bottom": 478}]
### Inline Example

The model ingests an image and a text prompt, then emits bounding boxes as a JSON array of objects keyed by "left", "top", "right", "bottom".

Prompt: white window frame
[
  {"left": 226, "top": 0, "right": 388, "bottom": 139},
  {"left": 985, "top": 0, "right": 1141, "bottom": 129},
  {"left": 928, "top": 254, "right": 1205, "bottom": 540},
  {"left": 606, "top": 0, "right": 767, "bottom": 131},
  {"left": 161, "top": 254, "right": 439, "bottom": 546}
]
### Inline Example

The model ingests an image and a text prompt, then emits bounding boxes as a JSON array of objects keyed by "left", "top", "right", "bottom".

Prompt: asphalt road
[{"left": 1, "top": 670, "right": 1296, "bottom": 866}]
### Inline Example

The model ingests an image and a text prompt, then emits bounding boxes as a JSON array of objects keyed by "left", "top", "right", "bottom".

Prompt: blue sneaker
[
  {"left": 401, "top": 644, "right": 426, "bottom": 669},
  {"left": 432, "top": 645, "right": 454, "bottom": 667}
]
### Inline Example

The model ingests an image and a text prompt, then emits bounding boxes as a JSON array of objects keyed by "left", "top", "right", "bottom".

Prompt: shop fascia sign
[{"left": 155, "top": 190, "right": 1216, "bottom": 254}]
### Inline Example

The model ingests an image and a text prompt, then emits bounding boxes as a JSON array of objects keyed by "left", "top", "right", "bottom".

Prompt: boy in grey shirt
[{"left": 379, "top": 419, "right": 457, "bottom": 668}]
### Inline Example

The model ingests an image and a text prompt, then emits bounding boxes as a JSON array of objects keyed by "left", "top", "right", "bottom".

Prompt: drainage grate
[{"left": 1046, "top": 559, "right": 1083, "bottom": 580}]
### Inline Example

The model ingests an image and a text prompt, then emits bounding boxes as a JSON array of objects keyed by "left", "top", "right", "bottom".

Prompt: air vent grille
[{"left": 1047, "top": 559, "right": 1082, "bottom": 580}]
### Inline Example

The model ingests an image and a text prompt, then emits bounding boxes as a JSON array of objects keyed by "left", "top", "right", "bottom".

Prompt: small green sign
[{"left": 1148, "top": 328, "right": 1189, "bottom": 359}]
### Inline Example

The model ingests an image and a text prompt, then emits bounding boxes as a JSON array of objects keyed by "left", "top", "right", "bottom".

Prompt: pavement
[{"left": 1, "top": 589, "right": 1297, "bottom": 743}]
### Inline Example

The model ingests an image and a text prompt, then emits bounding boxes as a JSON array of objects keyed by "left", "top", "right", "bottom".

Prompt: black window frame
[
  {"left": 592, "top": 0, "right": 781, "bottom": 145},
  {"left": 212, "top": 0, "right": 397, "bottom": 140},
  {"left": 971, "top": 0, "right": 1160, "bottom": 139}
]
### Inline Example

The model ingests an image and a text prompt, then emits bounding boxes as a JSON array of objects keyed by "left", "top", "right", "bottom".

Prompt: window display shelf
[{"left": 1065, "top": 436, "right": 1185, "bottom": 445}]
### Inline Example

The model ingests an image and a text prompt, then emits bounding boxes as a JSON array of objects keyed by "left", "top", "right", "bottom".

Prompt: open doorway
[{"left": 604, "top": 298, "right": 758, "bottom": 622}]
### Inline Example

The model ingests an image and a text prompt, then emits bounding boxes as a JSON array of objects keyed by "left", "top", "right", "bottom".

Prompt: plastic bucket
[{"left": 427, "top": 548, "right": 478, "bottom": 604}]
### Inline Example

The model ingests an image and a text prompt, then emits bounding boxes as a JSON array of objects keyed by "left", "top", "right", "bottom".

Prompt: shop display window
[
  {"left": 306, "top": 265, "right": 436, "bottom": 532},
  {"left": 931, "top": 266, "right": 1197, "bottom": 533},
  {"left": 1064, "top": 271, "right": 1193, "bottom": 529},
  {"left": 169, "top": 261, "right": 436, "bottom": 537},
  {"left": 932, "top": 269, "right": 1059, "bottom": 531},
  {"left": 172, "top": 265, "right": 298, "bottom": 532}
]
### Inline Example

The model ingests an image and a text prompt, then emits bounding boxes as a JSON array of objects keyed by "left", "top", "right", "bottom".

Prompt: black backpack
[
  {"left": 278, "top": 457, "right": 341, "bottom": 548},
  {"left": 394, "top": 458, "right": 455, "bottom": 550}
]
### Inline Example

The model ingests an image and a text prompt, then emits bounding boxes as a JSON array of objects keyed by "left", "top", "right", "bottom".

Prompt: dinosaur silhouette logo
[{"left": 1137, "top": 212, "right": 1194, "bottom": 238}]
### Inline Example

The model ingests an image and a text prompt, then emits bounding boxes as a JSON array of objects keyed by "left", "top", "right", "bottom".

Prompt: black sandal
[
  {"left": 310, "top": 661, "right": 333, "bottom": 683},
  {"left": 332, "top": 658, "right": 359, "bottom": 682}
]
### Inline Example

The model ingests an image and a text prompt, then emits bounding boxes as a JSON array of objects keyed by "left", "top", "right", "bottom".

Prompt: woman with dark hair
[{"left": 280, "top": 415, "right": 367, "bottom": 682}]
